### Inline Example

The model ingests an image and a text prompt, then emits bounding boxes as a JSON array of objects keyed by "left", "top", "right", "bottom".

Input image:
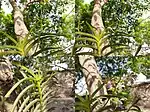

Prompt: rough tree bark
[
  {"left": 9, "top": 0, "right": 40, "bottom": 56},
  {"left": 0, "top": 57, "right": 13, "bottom": 84},
  {"left": 9, "top": 0, "right": 29, "bottom": 40},
  {"left": 78, "top": 0, "right": 110, "bottom": 108}
]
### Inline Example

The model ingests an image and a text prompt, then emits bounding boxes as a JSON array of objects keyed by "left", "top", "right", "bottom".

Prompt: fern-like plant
[
  {"left": 75, "top": 84, "right": 113, "bottom": 112},
  {"left": 75, "top": 83, "right": 141, "bottom": 112},
  {"left": 0, "top": 31, "right": 62, "bottom": 57},
  {"left": 2, "top": 65, "right": 55, "bottom": 112},
  {"left": 74, "top": 23, "right": 128, "bottom": 57}
]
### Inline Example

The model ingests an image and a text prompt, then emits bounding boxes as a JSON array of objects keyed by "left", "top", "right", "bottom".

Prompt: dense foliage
[
  {"left": 75, "top": 0, "right": 150, "bottom": 111},
  {"left": 0, "top": 0, "right": 150, "bottom": 111}
]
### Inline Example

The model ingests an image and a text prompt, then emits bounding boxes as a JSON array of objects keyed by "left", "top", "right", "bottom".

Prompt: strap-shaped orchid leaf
[
  {"left": 74, "top": 44, "right": 97, "bottom": 50},
  {"left": 0, "top": 50, "right": 19, "bottom": 56},
  {"left": 31, "top": 47, "right": 61, "bottom": 57},
  {"left": 91, "top": 83, "right": 104, "bottom": 98},
  {"left": 4, "top": 77, "right": 32, "bottom": 98},
  {"left": 76, "top": 31, "right": 97, "bottom": 40},
  {"left": 75, "top": 37, "right": 97, "bottom": 43},
  {"left": 23, "top": 99, "right": 40, "bottom": 112},
  {"left": 18, "top": 96, "right": 30, "bottom": 112},
  {"left": 101, "top": 44, "right": 128, "bottom": 55},
  {"left": 0, "top": 30, "right": 17, "bottom": 44},
  {"left": 11, "top": 84, "right": 34, "bottom": 112}
]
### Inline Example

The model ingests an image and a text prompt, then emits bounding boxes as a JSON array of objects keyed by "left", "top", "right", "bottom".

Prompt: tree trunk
[
  {"left": 91, "top": 0, "right": 110, "bottom": 55},
  {"left": 9, "top": 0, "right": 39, "bottom": 56},
  {"left": 9, "top": 0, "right": 29, "bottom": 40},
  {"left": 78, "top": 0, "right": 110, "bottom": 110}
]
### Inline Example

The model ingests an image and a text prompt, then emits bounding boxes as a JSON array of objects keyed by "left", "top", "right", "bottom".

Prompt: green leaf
[
  {"left": 43, "top": 90, "right": 52, "bottom": 100},
  {"left": 91, "top": 84, "right": 104, "bottom": 98},
  {"left": 96, "top": 105, "right": 113, "bottom": 112},
  {"left": 4, "top": 77, "right": 31, "bottom": 98},
  {"left": 18, "top": 65, "right": 36, "bottom": 77},
  {"left": 23, "top": 99, "right": 40, "bottom": 112},
  {"left": 32, "top": 47, "right": 61, "bottom": 57},
  {"left": 104, "top": 47, "right": 127, "bottom": 56},
  {"left": 0, "top": 45, "right": 20, "bottom": 50},
  {"left": 0, "top": 50, "right": 19, "bottom": 56},
  {"left": 24, "top": 38, "right": 39, "bottom": 56},
  {"left": 74, "top": 44, "right": 97, "bottom": 50},
  {"left": 75, "top": 102, "right": 90, "bottom": 111},
  {"left": 76, "top": 52, "right": 98, "bottom": 56},
  {"left": 91, "top": 101, "right": 99, "bottom": 111},
  {"left": 18, "top": 96, "right": 30, "bottom": 112},
  {"left": 33, "top": 104, "right": 40, "bottom": 112},
  {"left": 11, "top": 84, "right": 34, "bottom": 112},
  {"left": 75, "top": 94, "right": 86, "bottom": 103},
  {"left": 76, "top": 31, "right": 97, "bottom": 39},
  {"left": 75, "top": 37, "right": 97, "bottom": 43},
  {"left": 101, "top": 44, "right": 127, "bottom": 55},
  {"left": 0, "top": 31, "right": 17, "bottom": 44}
]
